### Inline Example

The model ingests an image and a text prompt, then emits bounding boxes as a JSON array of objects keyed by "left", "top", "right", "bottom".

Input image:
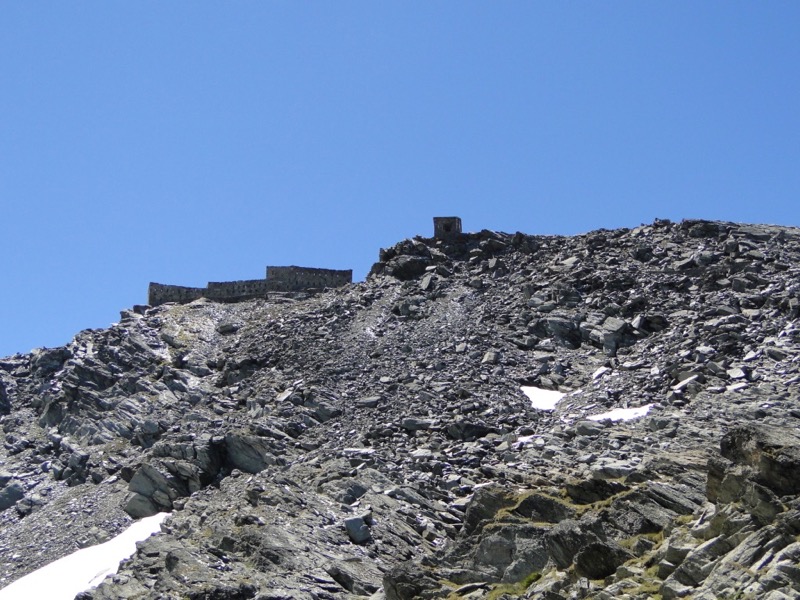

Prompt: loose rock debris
[{"left": 1, "top": 218, "right": 800, "bottom": 599}]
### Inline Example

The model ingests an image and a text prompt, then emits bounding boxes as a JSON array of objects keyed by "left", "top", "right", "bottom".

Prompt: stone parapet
[
  {"left": 148, "top": 266, "right": 352, "bottom": 306},
  {"left": 266, "top": 266, "right": 353, "bottom": 292},
  {"left": 148, "top": 283, "right": 205, "bottom": 307},
  {"left": 205, "top": 279, "right": 274, "bottom": 301}
]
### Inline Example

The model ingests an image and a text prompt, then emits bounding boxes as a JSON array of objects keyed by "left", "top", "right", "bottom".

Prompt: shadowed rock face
[
  {"left": 719, "top": 425, "right": 800, "bottom": 495},
  {"left": 2, "top": 218, "right": 800, "bottom": 599}
]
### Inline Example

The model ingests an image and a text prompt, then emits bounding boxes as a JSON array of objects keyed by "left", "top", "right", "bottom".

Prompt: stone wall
[
  {"left": 148, "top": 283, "right": 205, "bottom": 307},
  {"left": 206, "top": 279, "right": 273, "bottom": 301},
  {"left": 266, "top": 266, "right": 353, "bottom": 292},
  {"left": 148, "top": 266, "right": 353, "bottom": 306}
]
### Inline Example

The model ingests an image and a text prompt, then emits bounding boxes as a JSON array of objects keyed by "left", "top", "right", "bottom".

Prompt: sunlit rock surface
[{"left": 1, "top": 219, "right": 800, "bottom": 598}]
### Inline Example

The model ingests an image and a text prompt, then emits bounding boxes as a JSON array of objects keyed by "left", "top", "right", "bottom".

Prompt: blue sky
[{"left": 1, "top": 3, "right": 798, "bottom": 357}]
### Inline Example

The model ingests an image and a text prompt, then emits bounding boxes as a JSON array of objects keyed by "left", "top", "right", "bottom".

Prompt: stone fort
[
  {"left": 148, "top": 266, "right": 353, "bottom": 306},
  {"left": 147, "top": 218, "right": 462, "bottom": 306}
]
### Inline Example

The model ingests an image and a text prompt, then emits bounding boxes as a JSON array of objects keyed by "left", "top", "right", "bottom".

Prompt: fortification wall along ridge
[
  {"left": 148, "top": 218, "right": 459, "bottom": 306},
  {"left": 147, "top": 283, "right": 206, "bottom": 307},
  {"left": 266, "top": 266, "right": 353, "bottom": 291},
  {"left": 206, "top": 279, "right": 273, "bottom": 300},
  {"left": 148, "top": 266, "right": 352, "bottom": 306}
]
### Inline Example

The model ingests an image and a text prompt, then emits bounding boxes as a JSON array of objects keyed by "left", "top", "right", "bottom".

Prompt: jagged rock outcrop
[{"left": 1, "top": 218, "right": 799, "bottom": 599}]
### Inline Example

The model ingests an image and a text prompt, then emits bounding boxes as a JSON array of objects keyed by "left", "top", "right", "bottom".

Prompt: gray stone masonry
[
  {"left": 147, "top": 283, "right": 205, "bottom": 307},
  {"left": 148, "top": 266, "right": 352, "bottom": 306},
  {"left": 266, "top": 266, "right": 353, "bottom": 292},
  {"left": 149, "top": 218, "right": 460, "bottom": 306},
  {"left": 433, "top": 217, "right": 462, "bottom": 239}
]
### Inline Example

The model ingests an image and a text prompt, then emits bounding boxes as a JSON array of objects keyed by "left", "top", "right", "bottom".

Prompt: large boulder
[
  {"left": 225, "top": 432, "right": 278, "bottom": 474},
  {"left": 384, "top": 563, "right": 441, "bottom": 600},
  {"left": 386, "top": 256, "right": 431, "bottom": 280},
  {"left": 0, "top": 472, "right": 24, "bottom": 511},
  {"left": 718, "top": 425, "right": 800, "bottom": 496},
  {"left": 575, "top": 541, "right": 634, "bottom": 579},
  {"left": 126, "top": 462, "right": 185, "bottom": 516},
  {"left": 463, "top": 485, "right": 518, "bottom": 535}
]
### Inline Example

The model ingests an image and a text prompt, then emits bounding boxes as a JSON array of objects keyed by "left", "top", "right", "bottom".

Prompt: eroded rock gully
[{"left": 1, "top": 218, "right": 800, "bottom": 599}]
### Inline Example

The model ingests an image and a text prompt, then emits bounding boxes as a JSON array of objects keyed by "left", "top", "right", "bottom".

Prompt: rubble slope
[{"left": 1, "top": 218, "right": 799, "bottom": 599}]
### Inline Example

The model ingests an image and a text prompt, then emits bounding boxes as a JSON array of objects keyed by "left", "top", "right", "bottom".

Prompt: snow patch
[
  {"left": 588, "top": 404, "right": 653, "bottom": 422},
  {"left": 521, "top": 386, "right": 565, "bottom": 411},
  {"left": 0, "top": 513, "right": 169, "bottom": 599}
]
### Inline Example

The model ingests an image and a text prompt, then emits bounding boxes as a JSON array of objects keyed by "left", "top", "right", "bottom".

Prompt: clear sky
[{"left": 1, "top": 3, "right": 798, "bottom": 357}]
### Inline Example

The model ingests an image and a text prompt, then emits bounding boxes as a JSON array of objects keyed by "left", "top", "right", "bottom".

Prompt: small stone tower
[{"left": 433, "top": 217, "right": 462, "bottom": 239}]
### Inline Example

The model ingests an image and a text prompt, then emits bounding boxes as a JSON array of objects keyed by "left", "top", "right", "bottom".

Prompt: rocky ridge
[{"left": 0, "top": 218, "right": 799, "bottom": 599}]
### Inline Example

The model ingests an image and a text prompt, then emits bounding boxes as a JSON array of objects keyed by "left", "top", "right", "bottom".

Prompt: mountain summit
[{"left": 1, "top": 218, "right": 800, "bottom": 599}]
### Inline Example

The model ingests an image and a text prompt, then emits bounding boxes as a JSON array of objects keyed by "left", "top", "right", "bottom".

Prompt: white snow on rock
[
  {"left": 521, "top": 386, "right": 565, "bottom": 411},
  {"left": 588, "top": 404, "right": 653, "bottom": 422},
  {"left": 0, "top": 513, "right": 169, "bottom": 599}
]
